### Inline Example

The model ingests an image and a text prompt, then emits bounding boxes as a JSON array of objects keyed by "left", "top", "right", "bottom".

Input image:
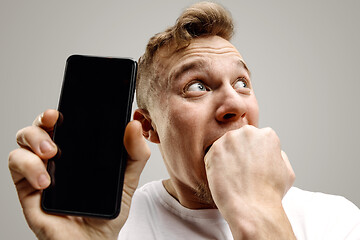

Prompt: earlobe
[{"left": 133, "top": 109, "right": 160, "bottom": 144}]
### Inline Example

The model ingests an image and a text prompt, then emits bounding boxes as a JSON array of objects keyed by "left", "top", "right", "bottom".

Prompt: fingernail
[
  {"left": 38, "top": 174, "right": 50, "bottom": 188},
  {"left": 40, "top": 140, "right": 54, "bottom": 154},
  {"left": 39, "top": 112, "right": 44, "bottom": 124}
]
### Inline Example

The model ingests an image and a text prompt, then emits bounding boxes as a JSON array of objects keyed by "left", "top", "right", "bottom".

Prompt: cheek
[
  {"left": 159, "top": 96, "right": 211, "bottom": 165},
  {"left": 167, "top": 98, "right": 203, "bottom": 136},
  {"left": 157, "top": 97, "right": 207, "bottom": 174}
]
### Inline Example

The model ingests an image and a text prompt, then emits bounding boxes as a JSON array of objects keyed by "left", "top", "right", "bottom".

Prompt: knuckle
[
  {"left": 264, "top": 127, "right": 279, "bottom": 141},
  {"left": 8, "top": 148, "right": 39, "bottom": 174},
  {"left": 241, "top": 124, "right": 255, "bottom": 136},
  {"left": 123, "top": 182, "right": 137, "bottom": 198},
  {"left": 8, "top": 150, "right": 18, "bottom": 169},
  {"left": 290, "top": 170, "right": 296, "bottom": 182},
  {"left": 224, "top": 129, "right": 237, "bottom": 139},
  {"left": 221, "top": 130, "right": 238, "bottom": 146},
  {"left": 242, "top": 124, "right": 252, "bottom": 132},
  {"left": 287, "top": 164, "right": 296, "bottom": 182},
  {"left": 15, "top": 128, "right": 25, "bottom": 144},
  {"left": 16, "top": 126, "right": 35, "bottom": 145},
  {"left": 263, "top": 127, "right": 274, "bottom": 135}
]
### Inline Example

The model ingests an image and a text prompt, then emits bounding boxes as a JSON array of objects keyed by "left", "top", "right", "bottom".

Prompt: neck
[{"left": 162, "top": 178, "right": 217, "bottom": 209}]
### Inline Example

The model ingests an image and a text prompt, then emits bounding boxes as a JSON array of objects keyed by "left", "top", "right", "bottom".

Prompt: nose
[{"left": 215, "top": 86, "right": 247, "bottom": 123}]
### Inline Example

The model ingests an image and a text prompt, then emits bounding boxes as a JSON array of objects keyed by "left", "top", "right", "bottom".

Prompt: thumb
[
  {"left": 123, "top": 120, "right": 151, "bottom": 191},
  {"left": 115, "top": 120, "right": 151, "bottom": 227}
]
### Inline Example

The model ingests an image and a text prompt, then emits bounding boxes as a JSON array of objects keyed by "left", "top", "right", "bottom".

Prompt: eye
[
  {"left": 186, "top": 81, "right": 207, "bottom": 92},
  {"left": 233, "top": 78, "right": 248, "bottom": 89}
]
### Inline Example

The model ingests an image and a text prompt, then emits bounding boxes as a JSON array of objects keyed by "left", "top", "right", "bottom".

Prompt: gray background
[{"left": 1, "top": 0, "right": 359, "bottom": 239}]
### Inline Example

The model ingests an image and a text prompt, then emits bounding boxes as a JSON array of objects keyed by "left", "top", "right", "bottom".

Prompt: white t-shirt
[{"left": 118, "top": 180, "right": 360, "bottom": 239}]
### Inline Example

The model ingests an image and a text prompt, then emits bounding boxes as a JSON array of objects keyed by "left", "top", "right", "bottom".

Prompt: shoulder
[
  {"left": 118, "top": 180, "right": 165, "bottom": 239},
  {"left": 283, "top": 187, "right": 360, "bottom": 239},
  {"left": 284, "top": 187, "right": 360, "bottom": 215},
  {"left": 130, "top": 179, "right": 164, "bottom": 208}
]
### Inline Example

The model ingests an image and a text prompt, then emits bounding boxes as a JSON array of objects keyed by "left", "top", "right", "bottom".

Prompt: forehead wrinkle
[
  {"left": 164, "top": 44, "right": 250, "bottom": 87},
  {"left": 166, "top": 56, "right": 251, "bottom": 88},
  {"left": 178, "top": 46, "right": 240, "bottom": 57},
  {"left": 168, "top": 58, "right": 208, "bottom": 85}
]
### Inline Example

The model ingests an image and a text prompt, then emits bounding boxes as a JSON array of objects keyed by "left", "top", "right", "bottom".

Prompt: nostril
[
  {"left": 223, "top": 113, "right": 236, "bottom": 120},
  {"left": 241, "top": 112, "right": 246, "bottom": 118}
]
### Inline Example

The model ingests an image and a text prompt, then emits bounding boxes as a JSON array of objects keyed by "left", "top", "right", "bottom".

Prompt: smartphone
[{"left": 41, "top": 55, "right": 137, "bottom": 219}]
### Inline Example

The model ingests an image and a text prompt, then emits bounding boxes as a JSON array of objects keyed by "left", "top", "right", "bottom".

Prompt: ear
[{"left": 133, "top": 109, "right": 160, "bottom": 144}]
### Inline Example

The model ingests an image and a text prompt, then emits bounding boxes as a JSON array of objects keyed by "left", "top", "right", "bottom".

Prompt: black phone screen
[{"left": 41, "top": 55, "right": 137, "bottom": 219}]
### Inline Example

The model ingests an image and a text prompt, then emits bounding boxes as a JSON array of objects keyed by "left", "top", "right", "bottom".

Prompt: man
[{"left": 8, "top": 2, "right": 360, "bottom": 239}]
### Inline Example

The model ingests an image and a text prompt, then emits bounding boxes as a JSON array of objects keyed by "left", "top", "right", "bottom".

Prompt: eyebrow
[
  {"left": 169, "top": 60, "right": 207, "bottom": 83},
  {"left": 239, "top": 59, "right": 251, "bottom": 77},
  {"left": 168, "top": 58, "right": 251, "bottom": 84}
]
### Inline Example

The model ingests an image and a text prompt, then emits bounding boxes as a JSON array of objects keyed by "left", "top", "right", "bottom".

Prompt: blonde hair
[{"left": 136, "top": 1, "right": 234, "bottom": 110}]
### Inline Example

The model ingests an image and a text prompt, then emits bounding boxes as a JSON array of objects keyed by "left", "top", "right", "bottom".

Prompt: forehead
[{"left": 157, "top": 36, "right": 249, "bottom": 84}]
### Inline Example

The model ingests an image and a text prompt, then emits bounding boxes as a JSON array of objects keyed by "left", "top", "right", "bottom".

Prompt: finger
[
  {"left": 123, "top": 120, "right": 151, "bottom": 190},
  {"left": 16, "top": 126, "right": 57, "bottom": 160},
  {"left": 32, "top": 109, "right": 59, "bottom": 132},
  {"left": 8, "top": 148, "right": 51, "bottom": 190}
]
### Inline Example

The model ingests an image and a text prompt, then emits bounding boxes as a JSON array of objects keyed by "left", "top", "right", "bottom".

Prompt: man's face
[{"left": 149, "top": 36, "right": 259, "bottom": 208}]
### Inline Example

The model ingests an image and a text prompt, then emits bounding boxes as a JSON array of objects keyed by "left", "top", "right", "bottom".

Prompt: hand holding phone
[
  {"left": 42, "top": 55, "right": 137, "bottom": 219},
  {"left": 9, "top": 55, "right": 151, "bottom": 239}
]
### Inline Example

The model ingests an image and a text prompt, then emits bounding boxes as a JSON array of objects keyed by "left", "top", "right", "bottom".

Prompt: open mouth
[{"left": 205, "top": 144, "right": 213, "bottom": 155}]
